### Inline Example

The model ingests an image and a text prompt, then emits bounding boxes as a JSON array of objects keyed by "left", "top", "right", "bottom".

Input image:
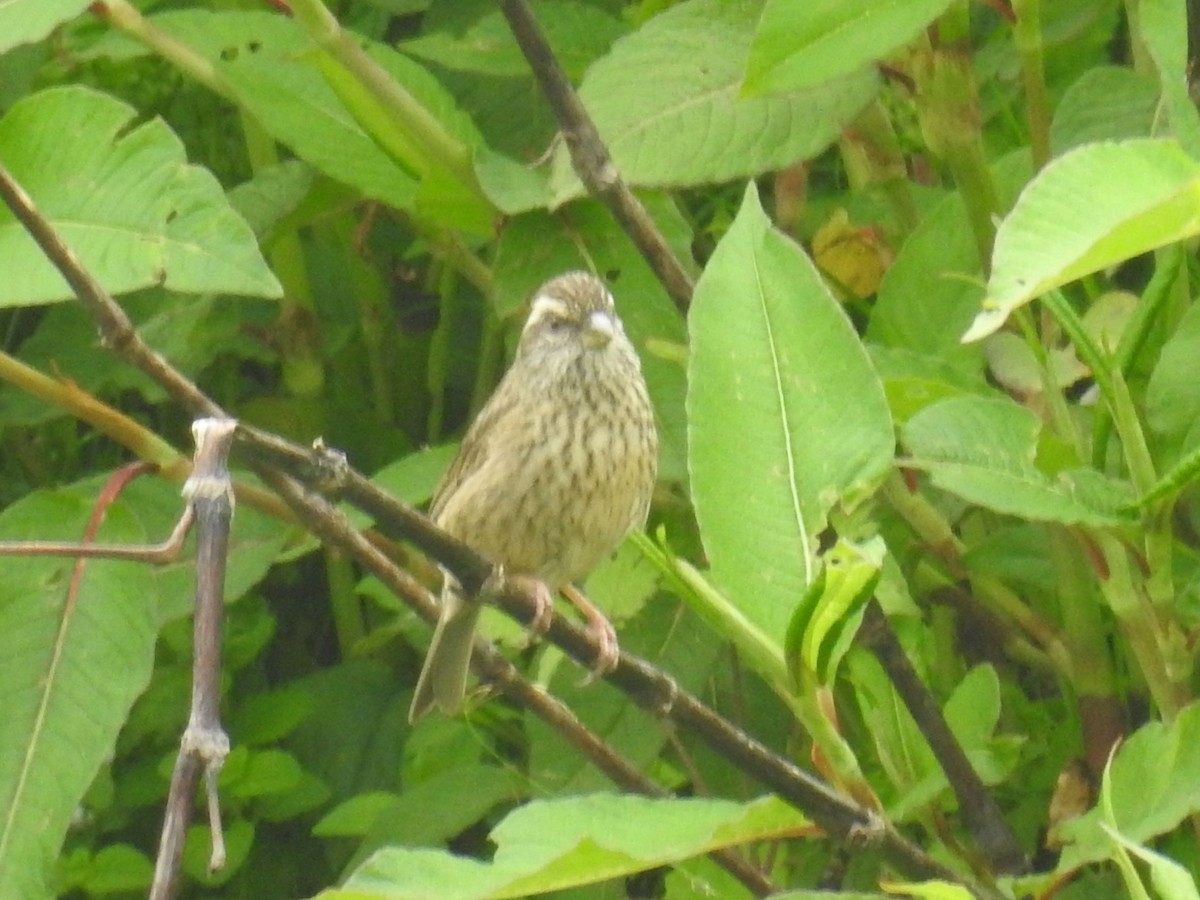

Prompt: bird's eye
[{"left": 545, "top": 315, "right": 571, "bottom": 333}]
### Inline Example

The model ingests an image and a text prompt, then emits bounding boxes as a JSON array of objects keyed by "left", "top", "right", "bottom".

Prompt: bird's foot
[
  {"left": 498, "top": 571, "right": 556, "bottom": 640},
  {"left": 562, "top": 583, "right": 619, "bottom": 683}
]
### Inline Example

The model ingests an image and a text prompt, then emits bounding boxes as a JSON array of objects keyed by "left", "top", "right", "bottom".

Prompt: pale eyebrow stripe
[{"left": 528, "top": 295, "right": 569, "bottom": 322}]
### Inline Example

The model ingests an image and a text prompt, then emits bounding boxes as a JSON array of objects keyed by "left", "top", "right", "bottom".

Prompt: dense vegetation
[{"left": 1, "top": 0, "right": 1199, "bottom": 898}]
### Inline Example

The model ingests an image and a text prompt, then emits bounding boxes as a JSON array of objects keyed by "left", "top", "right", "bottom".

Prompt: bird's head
[{"left": 517, "top": 272, "right": 627, "bottom": 359}]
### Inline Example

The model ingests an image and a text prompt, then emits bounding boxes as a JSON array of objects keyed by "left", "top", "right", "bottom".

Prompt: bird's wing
[{"left": 428, "top": 370, "right": 524, "bottom": 521}]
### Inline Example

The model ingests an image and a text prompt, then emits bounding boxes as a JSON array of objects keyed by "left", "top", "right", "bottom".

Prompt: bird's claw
[
  {"left": 563, "top": 583, "right": 621, "bottom": 684},
  {"left": 577, "top": 615, "right": 619, "bottom": 685}
]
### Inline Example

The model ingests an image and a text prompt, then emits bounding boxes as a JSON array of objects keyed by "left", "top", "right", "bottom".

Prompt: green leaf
[
  {"left": 370, "top": 444, "right": 460, "bottom": 508},
  {"left": 965, "top": 139, "right": 1200, "bottom": 341},
  {"left": 868, "top": 188, "right": 987, "bottom": 376},
  {"left": 322, "top": 795, "right": 807, "bottom": 899},
  {"left": 221, "top": 748, "right": 305, "bottom": 799},
  {"left": 312, "top": 792, "right": 403, "bottom": 838},
  {"left": 744, "top": 0, "right": 956, "bottom": 95},
  {"left": 0, "top": 0, "right": 92, "bottom": 54},
  {"left": 549, "top": 0, "right": 878, "bottom": 202},
  {"left": 1146, "top": 299, "right": 1200, "bottom": 440},
  {"left": 787, "top": 538, "right": 882, "bottom": 683},
  {"left": 1101, "top": 826, "right": 1200, "bottom": 900},
  {"left": 69, "top": 844, "right": 154, "bottom": 895},
  {"left": 879, "top": 881, "right": 975, "bottom": 900},
  {"left": 0, "top": 487, "right": 161, "bottom": 899},
  {"left": 228, "top": 160, "right": 317, "bottom": 240},
  {"left": 402, "top": 1, "right": 626, "bottom": 80},
  {"left": 0, "top": 85, "right": 281, "bottom": 305},
  {"left": 474, "top": 148, "right": 554, "bottom": 215},
  {"left": 1058, "top": 701, "right": 1200, "bottom": 873},
  {"left": 1049, "top": 66, "right": 1161, "bottom": 154},
  {"left": 689, "top": 183, "right": 894, "bottom": 639},
  {"left": 148, "top": 10, "right": 485, "bottom": 227},
  {"left": 901, "top": 396, "right": 1136, "bottom": 526},
  {"left": 870, "top": 152, "right": 1029, "bottom": 374},
  {"left": 345, "top": 765, "right": 524, "bottom": 849},
  {"left": 1141, "top": 0, "right": 1200, "bottom": 159}
]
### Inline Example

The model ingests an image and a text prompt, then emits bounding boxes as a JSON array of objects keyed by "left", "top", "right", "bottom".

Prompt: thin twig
[
  {"left": 150, "top": 418, "right": 238, "bottom": 900},
  {"left": 858, "top": 600, "right": 1028, "bottom": 876},
  {"left": 495, "top": 0, "right": 695, "bottom": 311}
]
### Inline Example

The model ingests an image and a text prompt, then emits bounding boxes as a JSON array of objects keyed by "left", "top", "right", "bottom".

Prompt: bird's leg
[
  {"left": 482, "top": 569, "right": 556, "bottom": 638},
  {"left": 562, "top": 583, "right": 619, "bottom": 682}
]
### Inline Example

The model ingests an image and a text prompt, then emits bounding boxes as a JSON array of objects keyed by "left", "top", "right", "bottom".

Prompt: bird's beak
[{"left": 583, "top": 310, "right": 616, "bottom": 348}]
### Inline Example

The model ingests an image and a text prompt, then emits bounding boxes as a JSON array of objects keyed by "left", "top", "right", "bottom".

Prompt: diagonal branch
[{"left": 496, "top": 0, "right": 695, "bottom": 311}]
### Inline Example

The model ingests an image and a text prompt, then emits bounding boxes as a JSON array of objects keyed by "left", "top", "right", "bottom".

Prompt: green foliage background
[{"left": 1, "top": 0, "right": 1199, "bottom": 898}]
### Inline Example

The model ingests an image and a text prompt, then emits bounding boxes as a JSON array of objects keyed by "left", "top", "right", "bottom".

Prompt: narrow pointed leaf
[{"left": 689, "top": 183, "right": 893, "bottom": 639}]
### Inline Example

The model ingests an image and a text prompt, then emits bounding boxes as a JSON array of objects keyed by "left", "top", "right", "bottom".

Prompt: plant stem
[
  {"left": 1093, "top": 248, "right": 1183, "bottom": 469},
  {"left": 98, "top": 0, "right": 234, "bottom": 102},
  {"left": 1011, "top": 0, "right": 1051, "bottom": 169},
  {"left": 288, "top": 0, "right": 486, "bottom": 204},
  {"left": 911, "top": 38, "right": 1000, "bottom": 270},
  {"left": 1097, "top": 534, "right": 1188, "bottom": 720},
  {"left": 881, "top": 473, "right": 1072, "bottom": 675}
]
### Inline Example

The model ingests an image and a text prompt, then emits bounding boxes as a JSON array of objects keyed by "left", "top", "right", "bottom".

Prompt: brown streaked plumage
[{"left": 409, "top": 272, "right": 658, "bottom": 721}]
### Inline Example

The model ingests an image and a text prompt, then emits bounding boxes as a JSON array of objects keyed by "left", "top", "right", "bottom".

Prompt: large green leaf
[
  {"left": 0, "top": 470, "right": 291, "bottom": 898},
  {"left": 0, "top": 86, "right": 281, "bottom": 306},
  {"left": 0, "top": 488, "right": 159, "bottom": 898},
  {"left": 0, "top": 0, "right": 92, "bottom": 54},
  {"left": 320, "top": 795, "right": 806, "bottom": 899},
  {"left": 901, "top": 396, "right": 1136, "bottom": 526},
  {"left": 689, "top": 183, "right": 894, "bottom": 639},
  {"left": 744, "top": 0, "right": 956, "bottom": 95},
  {"left": 549, "top": 0, "right": 878, "bottom": 203},
  {"left": 965, "top": 139, "right": 1200, "bottom": 341}
]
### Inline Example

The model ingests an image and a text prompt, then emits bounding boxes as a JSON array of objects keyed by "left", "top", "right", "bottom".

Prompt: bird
[{"left": 408, "top": 271, "right": 659, "bottom": 722}]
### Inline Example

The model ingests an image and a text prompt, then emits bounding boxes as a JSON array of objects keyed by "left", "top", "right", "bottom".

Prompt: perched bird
[{"left": 408, "top": 271, "right": 658, "bottom": 721}]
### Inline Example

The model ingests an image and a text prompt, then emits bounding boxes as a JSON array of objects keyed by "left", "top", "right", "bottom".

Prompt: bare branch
[
  {"left": 858, "top": 600, "right": 1028, "bottom": 875},
  {"left": 150, "top": 418, "right": 238, "bottom": 899},
  {"left": 496, "top": 0, "right": 695, "bottom": 311}
]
